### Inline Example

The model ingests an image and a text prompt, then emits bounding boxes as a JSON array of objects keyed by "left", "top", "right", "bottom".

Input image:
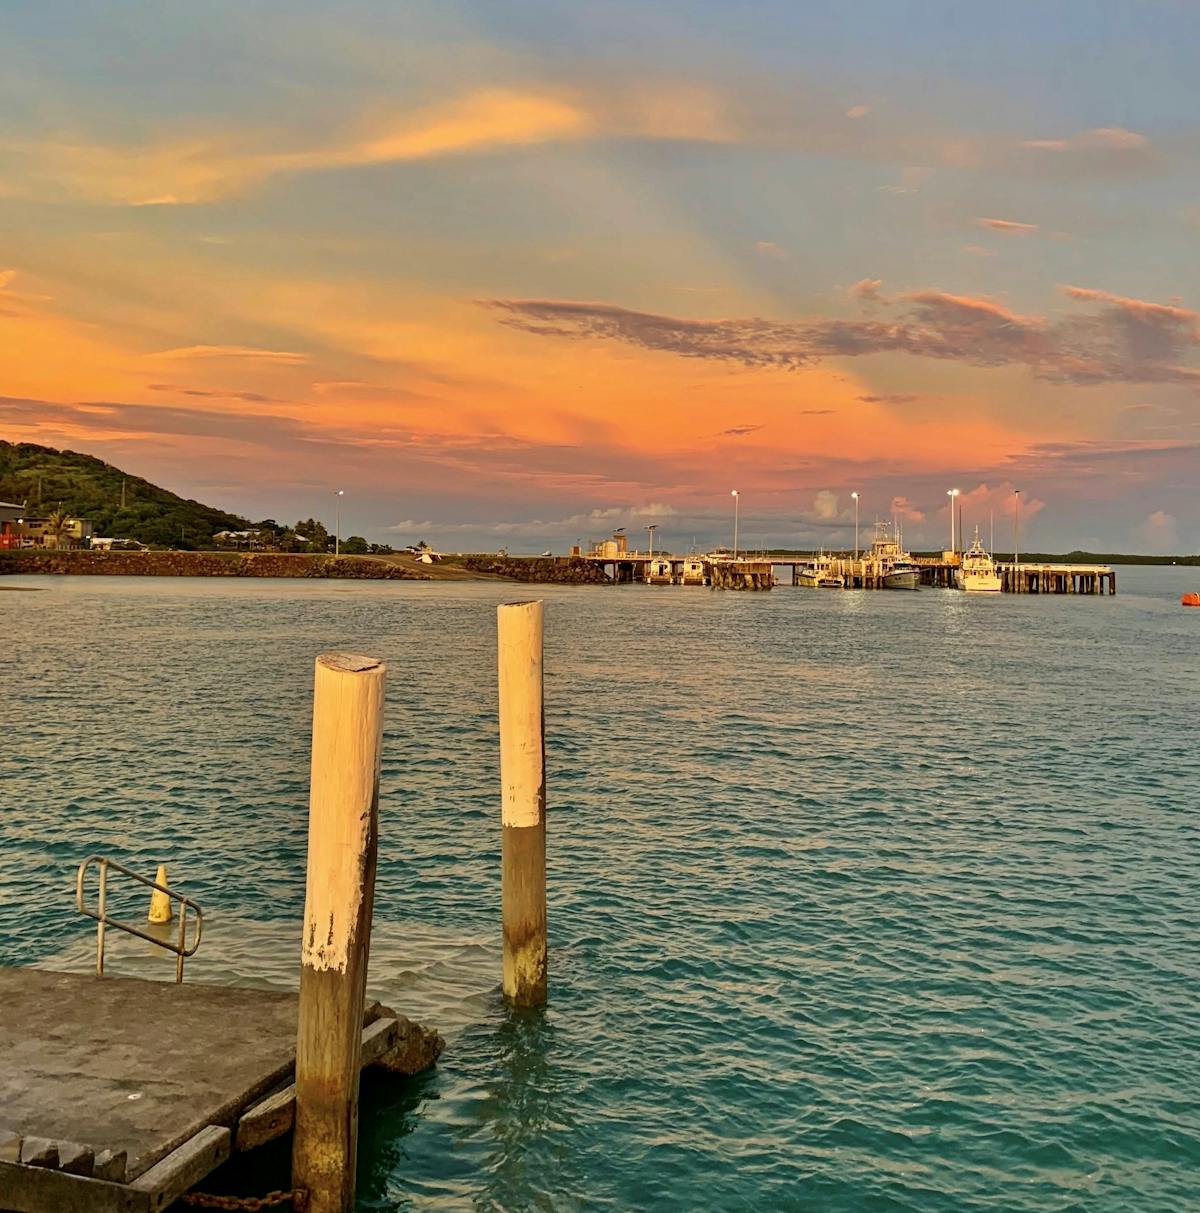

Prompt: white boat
[
  {"left": 959, "top": 528, "right": 1002, "bottom": 592},
  {"left": 867, "top": 523, "right": 920, "bottom": 590},
  {"left": 796, "top": 551, "right": 845, "bottom": 588}
]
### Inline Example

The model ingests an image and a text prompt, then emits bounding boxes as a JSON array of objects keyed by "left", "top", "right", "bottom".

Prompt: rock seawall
[
  {"left": 0, "top": 550, "right": 430, "bottom": 579},
  {"left": 461, "top": 556, "right": 609, "bottom": 584}
]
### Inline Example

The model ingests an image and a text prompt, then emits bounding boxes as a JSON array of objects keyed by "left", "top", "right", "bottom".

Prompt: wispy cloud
[
  {"left": 2, "top": 88, "right": 590, "bottom": 205},
  {"left": 859, "top": 393, "right": 919, "bottom": 404},
  {"left": 1008, "top": 126, "right": 1155, "bottom": 178},
  {"left": 0, "top": 395, "right": 313, "bottom": 445},
  {"left": 0, "top": 67, "right": 1161, "bottom": 206},
  {"left": 145, "top": 345, "right": 309, "bottom": 364},
  {"left": 148, "top": 383, "right": 280, "bottom": 403},
  {"left": 976, "top": 217, "right": 1038, "bottom": 234},
  {"left": 720, "top": 424, "right": 763, "bottom": 436},
  {"left": 485, "top": 283, "right": 1200, "bottom": 388}
]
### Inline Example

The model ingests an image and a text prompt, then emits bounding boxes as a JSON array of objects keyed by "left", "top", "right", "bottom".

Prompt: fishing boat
[
  {"left": 796, "top": 552, "right": 845, "bottom": 588},
  {"left": 866, "top": 523, "right": 920, "bottom": 590},
  {"left": 959, "top": 528, "right": 1002, "bottom": 592}
]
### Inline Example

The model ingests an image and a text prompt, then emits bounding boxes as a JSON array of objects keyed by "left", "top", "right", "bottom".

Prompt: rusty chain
[{"left": 181, "top": 1189, "right": 308, "bottom": 1211}]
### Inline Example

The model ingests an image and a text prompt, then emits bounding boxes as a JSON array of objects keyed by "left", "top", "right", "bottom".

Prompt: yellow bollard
[{"left": 148, "top": 863, "right": 173, "bottom": 923}]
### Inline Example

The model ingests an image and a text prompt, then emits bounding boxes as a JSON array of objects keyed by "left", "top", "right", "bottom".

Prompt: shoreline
[{"left": 0, "top": 549, "right": 610, "bottom": 585}]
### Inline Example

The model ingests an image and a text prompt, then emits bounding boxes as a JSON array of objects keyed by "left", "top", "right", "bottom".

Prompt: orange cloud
[
  {"left": 2, "top": 88, "right": 591, "bottom": 205},
  {"left": 976, "top": 217, "right": 1038, "bottom": 234},
  {"left": 1022, "top": 126, "right": 1148, "bottom": 152},
  {"left": 145, "top": 345, "right": 310, "bottom": 364}
]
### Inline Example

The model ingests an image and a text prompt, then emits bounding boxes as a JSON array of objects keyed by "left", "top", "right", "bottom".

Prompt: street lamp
[
  {"left": 947, "top": 488, "right": 960, "bottom": 554},
  {"left": 1013, "top": 489, "right": 1021, "bottom": 570},
  {"left": 731, "top": 490, "right": 740, "bottom": 558},
  {"left": 646, "top": 523, "right": 657, "bottom": 559},
  {"left": 851, "top": 491, "right": 860, "bottom": 560},
  {"left": 334, "top": 489, "right": 344, "bottom": 556}
]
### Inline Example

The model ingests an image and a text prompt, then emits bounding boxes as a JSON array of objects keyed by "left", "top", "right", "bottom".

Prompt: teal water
[{"left": 1, "top": 570, "right": 1197, "bottom": 1212}]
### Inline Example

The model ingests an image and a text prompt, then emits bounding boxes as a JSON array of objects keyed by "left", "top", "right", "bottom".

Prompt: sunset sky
[{"left": 2, "top": 1, "right": 1198, "bottom": 552}]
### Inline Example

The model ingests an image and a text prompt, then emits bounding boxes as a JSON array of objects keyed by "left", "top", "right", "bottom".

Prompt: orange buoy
[{"left": 1182, "top": 593, "right": 1200, "bottom": 607}]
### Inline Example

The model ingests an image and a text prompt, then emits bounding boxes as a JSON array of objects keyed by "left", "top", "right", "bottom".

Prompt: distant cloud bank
[{"left": 485, "top": 283, "right": 1200, "bottom": 388}]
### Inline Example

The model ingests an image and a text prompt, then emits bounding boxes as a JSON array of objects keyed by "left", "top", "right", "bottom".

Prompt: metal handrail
[{"left": 75, "top": 855, "right": 204, "bottom": 983}]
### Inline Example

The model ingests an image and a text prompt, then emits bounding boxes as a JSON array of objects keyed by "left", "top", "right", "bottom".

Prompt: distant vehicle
[{"left": 540, "top": 550, "right": 553, "bottom": 557}]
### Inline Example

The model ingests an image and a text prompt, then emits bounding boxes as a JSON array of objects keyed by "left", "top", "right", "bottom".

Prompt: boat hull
[{"left": 882, "top": 569, "right": 920, "bottom": 591}]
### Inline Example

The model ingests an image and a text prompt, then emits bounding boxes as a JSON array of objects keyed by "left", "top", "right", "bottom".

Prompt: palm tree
[{"left": 44, "top": 508, "right": 72, "bottom": 549}]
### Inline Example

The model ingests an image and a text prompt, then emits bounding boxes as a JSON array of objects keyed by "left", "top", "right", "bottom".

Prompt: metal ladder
[{"left": 75, "top": 855, "right": 204, "bottom": 983}]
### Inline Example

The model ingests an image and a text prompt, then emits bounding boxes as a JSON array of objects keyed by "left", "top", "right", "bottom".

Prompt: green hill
[{"left": 0, "top": 441, "right": 249, "bottom": 547}]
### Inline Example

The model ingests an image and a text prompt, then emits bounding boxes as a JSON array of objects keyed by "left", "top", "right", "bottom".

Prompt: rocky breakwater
[
  {"left": 461, "top": 555, "right": 610, "bottom": 584},
  {"left": 0, "top": 550, "right": 431, "bottom": 579}
]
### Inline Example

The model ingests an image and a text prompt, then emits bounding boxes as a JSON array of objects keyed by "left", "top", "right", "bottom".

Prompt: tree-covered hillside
[{"left": 0, "top": 441, "right": 249, "bottom": 547}]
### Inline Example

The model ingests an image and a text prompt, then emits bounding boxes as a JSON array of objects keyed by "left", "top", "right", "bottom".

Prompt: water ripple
[{"left": 1, "top": 570, "right": 1197, "bottom": 1211}]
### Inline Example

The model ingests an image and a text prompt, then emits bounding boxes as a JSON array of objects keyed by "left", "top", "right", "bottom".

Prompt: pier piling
[
  {"left": 292, "top": 652, "right": 387, "bottom": 1213},
  {"left": 497, "top": 600, "right": 548, "bottom": 1008}
]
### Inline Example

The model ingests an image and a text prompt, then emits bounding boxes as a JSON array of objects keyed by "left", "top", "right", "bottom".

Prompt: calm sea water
[{"left": 1, "top": 569, "right": 1197, "bottom": 1212}]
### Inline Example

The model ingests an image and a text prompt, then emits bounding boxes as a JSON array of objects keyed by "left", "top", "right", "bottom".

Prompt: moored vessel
[
  {"left": 959, "top": 528, "right": 1002, "bottom": 592},
  {"left": 867, "top": 523, "right": 920, "bottom": 590},
  {"left": 1183, "top": 593, "right": 1200, "bottom": 607},
  {"left": 796, "top": 551, "right": 845, "bottom": 588}
]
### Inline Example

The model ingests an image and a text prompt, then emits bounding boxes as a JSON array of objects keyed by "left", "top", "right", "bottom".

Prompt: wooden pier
[
  {"left": 0, "top": 967, "right": 440, "bottom": 1213},
  {"left": 578, "top": 549, "right": 1114, "bottom": 595},
  {"left": 998, "top": 562, "right": 1116, "bottom": 594},
  {"left": 581, "top": 552, "right": 775, "bottom": 589}
]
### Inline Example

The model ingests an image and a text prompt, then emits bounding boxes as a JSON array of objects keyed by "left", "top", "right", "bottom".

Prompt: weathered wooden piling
[
  {"left": 292, "top": 652, "right": 387, "bottom": 1213},
  {"left": 497, "top": 601, "right": 548, "bottom": 1008}
]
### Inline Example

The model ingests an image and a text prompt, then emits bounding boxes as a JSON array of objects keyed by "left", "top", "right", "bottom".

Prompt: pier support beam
[
  {"left": 293, "top": 653, "right": 387, "bottom": 1213},
  {"left": 497, "top": 601, "right": 548, "bottom": 1008}
]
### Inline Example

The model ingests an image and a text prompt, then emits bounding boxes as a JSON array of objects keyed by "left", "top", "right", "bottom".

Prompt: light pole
[
  {"left": 646, "top": 523, "right": 657, "bottom": 559},
  {"left": 947, "top": 488, "right": 960, "bottom": 554},
  {"left": 1013, "top": 489, "right": 1021, "bottom": 570},
  {"left": 851, "top": 491, "right": 860, "bottom": 560},
  {"left": 731, "top": 490, "right": 740, "bottom": 558},
  {"left": 334, "top": 489, "right": 344, "bottom": 556}
]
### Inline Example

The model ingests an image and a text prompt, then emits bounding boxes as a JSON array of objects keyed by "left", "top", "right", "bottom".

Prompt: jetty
[
  {"left": 577, "top": 548, "right": 1115, "bottom": 594},
  {"left": 576, "top": 530, "right": 1116, "bottom": 595},
  {"left": 0, "top": 967, "right": 437, "bottom": 1213}
]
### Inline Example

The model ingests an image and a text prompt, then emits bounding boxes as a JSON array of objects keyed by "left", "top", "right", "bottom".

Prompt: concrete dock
[{"left": 0, "top": 967, "right": 441, "bottom": 1213}]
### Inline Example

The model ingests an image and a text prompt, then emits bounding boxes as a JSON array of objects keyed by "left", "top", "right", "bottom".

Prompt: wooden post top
[{"left": 315, "top": 653, "right": 385, "bottom": 676}]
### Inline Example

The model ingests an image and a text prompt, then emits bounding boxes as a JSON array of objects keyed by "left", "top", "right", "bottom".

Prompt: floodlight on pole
[
  {"left": 851, "top": 492, "right": 860, "bottom": 561},
  {"left": 731, "top": 490, "right": 740, "bottom": 558},
  {"left": 334, "top": 489, "right": 344, "bottom": 556},
  {"left": 1013, "top": 489, "right": 1021, "bottom": 570}
]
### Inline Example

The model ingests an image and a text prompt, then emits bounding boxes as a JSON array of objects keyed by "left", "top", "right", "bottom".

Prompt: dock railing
[{"left": 75, "top": 855, "right": 203, "bottom": 983}]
